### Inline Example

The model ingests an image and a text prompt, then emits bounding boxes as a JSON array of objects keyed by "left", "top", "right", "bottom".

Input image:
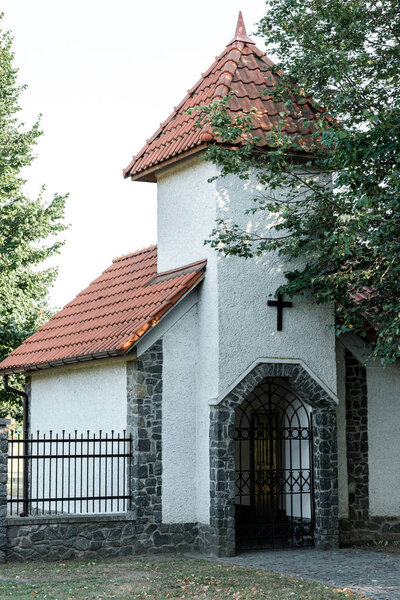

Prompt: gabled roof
[
  {"left": 123, "top": 12, "right": 324, "bottom": 182},
  {"left": 0, "top": 246, "right": 206, "bottom": 374}
]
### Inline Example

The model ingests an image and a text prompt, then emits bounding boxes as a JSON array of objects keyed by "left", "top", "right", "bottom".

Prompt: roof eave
[
  {"left": 129, "top": 139, "right": 327, "bottom": 183},
  {"left": 127, "top": 144, "right": 209, "bottom": 182},
  {"left": 0, "top": 264, "right": 207, "bottom": 377},
  {"left": 0, "top": 348, "right": 126, "bottom": 377}
]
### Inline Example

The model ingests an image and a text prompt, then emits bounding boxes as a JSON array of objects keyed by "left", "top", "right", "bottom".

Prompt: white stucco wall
[
  {"left": 30, "top": 359, "right": 128, "bottom": 434},
  {"left": 161, "top": 304, "right": 198, "bottom": 523},
  {"left": 157, "top": 158, "right": 221, "bottom": 524},
  {"left": 29, "top": 359, "right": 129, "bottom": 514},
  {"left": 215, "top": 172, "right": 337, "bottom": 398},
  {"left": 157, "top": 158, "right": 218, "bottom": 274},
  {"left": 340, "top": 333, "right": 400, "bottom": 517},
  {"left": 367, "top": 361, "right": 400, "bottom": 516},
  {"left": 156, "top": 158, "right": 338, "bottom": 525}
]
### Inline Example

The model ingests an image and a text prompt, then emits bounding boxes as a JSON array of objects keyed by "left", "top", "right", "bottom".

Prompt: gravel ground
[{"left": 211, "top": 548, "right": 400, "bottom": 600}]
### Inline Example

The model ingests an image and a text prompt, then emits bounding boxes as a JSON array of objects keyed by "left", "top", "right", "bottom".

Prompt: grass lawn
[{"left": 0, "top": 555, "right": 369, "bottom": 600}]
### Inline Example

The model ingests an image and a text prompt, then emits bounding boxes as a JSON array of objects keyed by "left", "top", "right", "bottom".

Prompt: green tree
[
  {"left": 0, "top": 15, "right": 67, "bottom": 420},
  {"left": 195, "top": 0, "right": 400, "bottom": 364}
]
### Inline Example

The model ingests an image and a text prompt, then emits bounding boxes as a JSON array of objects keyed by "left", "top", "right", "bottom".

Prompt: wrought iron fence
[{"left": 7, "top": 430, "right": 132, "bottom": 517}]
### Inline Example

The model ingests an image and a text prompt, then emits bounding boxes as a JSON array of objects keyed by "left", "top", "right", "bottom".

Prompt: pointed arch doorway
[
  {"left": 208, "top": 361, "right": 338, "bottom": 557},
  {"left": 234, "top": 378, "right": 314, "bottom": 550}
]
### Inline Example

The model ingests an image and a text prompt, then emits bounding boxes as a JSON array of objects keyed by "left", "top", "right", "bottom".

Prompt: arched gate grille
[{"left": 234, "top": 378, "right": 314, "bottom": 550}]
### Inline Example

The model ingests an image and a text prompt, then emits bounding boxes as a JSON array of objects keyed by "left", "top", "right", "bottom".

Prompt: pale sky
[{"left": 1, "top": 0, "right": 266, "bottom": 308}]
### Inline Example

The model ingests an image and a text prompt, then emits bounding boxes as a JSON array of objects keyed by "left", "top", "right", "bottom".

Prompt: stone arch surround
[{"left": 209, "top": 362, "right": 339, "bottom": 556}]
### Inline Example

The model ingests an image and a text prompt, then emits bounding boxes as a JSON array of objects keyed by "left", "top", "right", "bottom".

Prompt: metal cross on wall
[{"left": 267, "top": 294, "right": 293, "bottom": 331}]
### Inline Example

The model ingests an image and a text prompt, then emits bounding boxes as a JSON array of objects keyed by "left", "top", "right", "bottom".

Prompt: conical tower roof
[{"left": 123, "top": 12, "right": 323, "bottom": 182}]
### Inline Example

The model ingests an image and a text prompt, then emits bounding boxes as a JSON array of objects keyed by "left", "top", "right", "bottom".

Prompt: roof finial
[{"left": 228, "top": 11, "right": 255, "bottom": 45}]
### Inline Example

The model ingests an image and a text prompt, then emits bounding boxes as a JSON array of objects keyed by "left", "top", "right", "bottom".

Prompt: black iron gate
[{"left": 234, "top": 378, "right": 314, "bottom": 550}]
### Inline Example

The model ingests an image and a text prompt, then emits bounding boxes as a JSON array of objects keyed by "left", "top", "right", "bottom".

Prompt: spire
[{"left": 228, "top": 11, "right": 255, "bottom": 45}]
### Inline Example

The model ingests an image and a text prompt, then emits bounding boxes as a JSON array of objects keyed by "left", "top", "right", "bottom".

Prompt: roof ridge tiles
[
  {"left": 147, "top": 258, "right": 207, "bottom": 285},
  {"left": 123, "top": 12, "right": 326, "bottom": 181},
  {"left": 211, "top": 43, "right": 244, "bottom": 102},
  {"left": 112, "top": 244, "right": 156, "bottom": 263}
]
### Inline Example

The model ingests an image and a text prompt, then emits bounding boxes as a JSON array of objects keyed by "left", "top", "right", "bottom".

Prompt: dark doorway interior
[{"left": 234, "top": 378, "right": 315, "bottom": 550}]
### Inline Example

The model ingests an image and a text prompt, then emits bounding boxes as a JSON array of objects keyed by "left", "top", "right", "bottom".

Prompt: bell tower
[{"left": 123, "top": 10, "right": 338, "bottom": 408}]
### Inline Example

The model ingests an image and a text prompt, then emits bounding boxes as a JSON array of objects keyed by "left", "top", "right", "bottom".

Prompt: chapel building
[{"left": 1, "top": 13, "right": 399, "bottom": 557}]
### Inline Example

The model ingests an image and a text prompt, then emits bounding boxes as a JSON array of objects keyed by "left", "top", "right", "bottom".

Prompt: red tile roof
[
  {"left": 123, "top": 12, "right": 325, "bottom": 182},
  {"left": 0, "top": 246, "right": 206, "bottom": 374}
]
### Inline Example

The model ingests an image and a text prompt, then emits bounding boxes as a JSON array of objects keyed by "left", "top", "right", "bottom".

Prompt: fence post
[{"left": 0, "top": 419, "right": 10, "bottom": 563}]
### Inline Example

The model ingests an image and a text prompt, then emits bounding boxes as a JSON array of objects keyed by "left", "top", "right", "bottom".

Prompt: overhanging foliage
[
  {"left": 0, "top": 15, "right": 67, "bottom": 419},
  {"left": 193, "top": 0, "right": 400, "bottom": 364}
]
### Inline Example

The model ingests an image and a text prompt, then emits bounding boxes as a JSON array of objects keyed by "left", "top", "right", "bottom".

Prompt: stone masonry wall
[
  {"left": 312, "top": 407, "right": 339, "bottom": 549},
  {"left": 340, "top": 351, "right": 400, "bottom": 545},
  {"left": 127, "top": 340, "right": 200, "bottom": 554},
  {"left": 209, "top": 362, "right": 339, "bottom": 556},
  {"left": 127, "top": 341, "right": 163, "bottom": 549},
  {"left": 6, "top": 515, "right": 200, "bottom": 562},
  {"left": 339, "top": 350, "right": 370, "bottom": 544},
  {"left": 345, "top": 350, "right": 369, "bottom": 523},
  {"left": 0, "top": 419, "right": 10, "bottom": 563},
  {"left": 6, "top": 515, "right": 135, "bottom": 562},
  {"left": 5, "top": 341, "right": 200, "bottom": 563},
  {"left": 340, "top": 516, "right": 400, "bottom": 545}
]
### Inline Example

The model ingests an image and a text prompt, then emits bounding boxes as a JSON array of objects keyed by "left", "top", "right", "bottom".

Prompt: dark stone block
[
  {"left": 65, "top": 525, "right": 79, "bottom": 538},
  {"left": 152, "top": 532, "right": 170, "bottom": 546},
  {"left": 138, "top": 465, "right": 148, "bottom": 478},
  {"left": 89, "top": 541, "right": 102, "bottom": 551},
  {"left": 138, "top": 439, "right": 151, "bottom": 452},
  {"left": 30, "top": 530, "right": 46, "bottom": 542},
  {"left": 74, "top": 537, "right": 90, "bottom": 551}
]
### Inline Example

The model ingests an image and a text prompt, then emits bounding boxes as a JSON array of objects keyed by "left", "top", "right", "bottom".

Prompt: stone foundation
[
  {"left": 132, "top": 522, "right": 200, "bottom": 555},
  {"left": 340, "top": 516, "right": 400, "bottom": 545},
  {"left": 6, "top": 514, "right": 135, "bottom": 562},
  {"left": 197, "top": 523, "right": 213, "bottom": 554},
  {"left": 6, "top": 514, "right": 203, "bottom": 562}
]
